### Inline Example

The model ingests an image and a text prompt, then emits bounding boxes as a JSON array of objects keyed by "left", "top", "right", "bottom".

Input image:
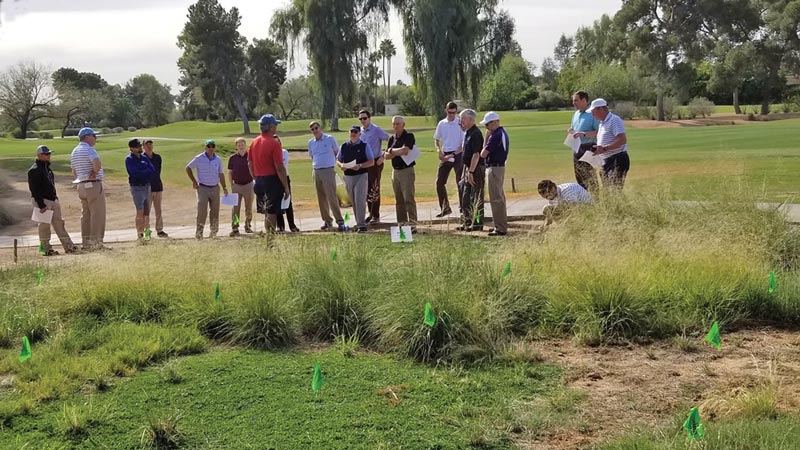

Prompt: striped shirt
[
  {"left": 597, "top": 112, "right": 628, "bottom": 159},
  {"left": 187, "top": 152, "right": 223, "bottom": 186},
  {"left": 70, "top": 142, "right": 104, "bottom": 181},
  {"left": 553, "top": 183, "right": 592, "bottom": 205}
]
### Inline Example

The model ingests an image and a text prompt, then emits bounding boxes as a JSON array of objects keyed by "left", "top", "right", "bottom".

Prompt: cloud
[{"left": 1, "top": 0, "right": 190, "bottom": 20}]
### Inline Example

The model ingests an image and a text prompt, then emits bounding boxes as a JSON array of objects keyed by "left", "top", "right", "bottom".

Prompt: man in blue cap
[
  {"left": 70, "top": 127, "right": 107, "bottom": 250},
  {"left": 248, "top": 114, "right": 290, "bottom": 233},
  {"left": 28, "top": 145, "right": 77, "bottom": 255},
  {"left": 125, "top": 138, "right": 156, "bottom": 240}
]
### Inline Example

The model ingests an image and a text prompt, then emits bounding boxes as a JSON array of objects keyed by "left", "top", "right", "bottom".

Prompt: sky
[{"left": 0, "top": 0, "right": 622, "bottom": 95}]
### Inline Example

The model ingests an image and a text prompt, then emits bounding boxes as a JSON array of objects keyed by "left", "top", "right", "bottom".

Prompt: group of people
[{"left": 26, "top": 92, "right": 629, "bottom": 255}]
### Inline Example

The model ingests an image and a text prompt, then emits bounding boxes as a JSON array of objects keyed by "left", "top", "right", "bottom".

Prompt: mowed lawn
[{"left": 1, "top": 112, "right": 797, "bottom": 203}]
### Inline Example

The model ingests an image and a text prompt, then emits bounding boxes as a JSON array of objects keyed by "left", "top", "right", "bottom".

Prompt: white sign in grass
[{"left": 390, "top": 226, "right": 413, "bottom": 243}]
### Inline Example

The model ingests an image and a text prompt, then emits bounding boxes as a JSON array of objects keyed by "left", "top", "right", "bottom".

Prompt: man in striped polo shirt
[
  {"left": 588, "top": 98, "right": 630, "bottom": 189},
  {"left": 538, "top": 179, "right": 592, "bottom": 226},
  {"left": 186, "top": 140, "right": 229, "bottom": 239},
  {"left": 70, "top": 127, "right": 107, "bottom": 251}
]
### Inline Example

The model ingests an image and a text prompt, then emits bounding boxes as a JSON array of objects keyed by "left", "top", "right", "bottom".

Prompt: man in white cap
[
  {"left": 479, "top": 112, "right": 509, "bottom": 236},
  {"left": 27, "top": 145, "right": 77, "bottom": 255},
  {"left": 70, "top": 127, "right": 107, "bottom": 250},
  {"left": 587, "top": 98, "right": 630, "bottom": 188}
]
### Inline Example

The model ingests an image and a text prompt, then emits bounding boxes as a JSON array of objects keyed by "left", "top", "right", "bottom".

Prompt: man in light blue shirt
[
  {"left": 307, "top": 121, "right": 344, "bottom": 230},
  {"left": 69, "top": 127, "right": 106, "bottom": 251},
  {"left": 359, "top": 109, "right": 390, "bottom": 222},
  {"left": 186, "top": 139, "right": 229, "bottom": 239},
  {"left": 567, "top": 91, "right": 600, "bottom": 190}
]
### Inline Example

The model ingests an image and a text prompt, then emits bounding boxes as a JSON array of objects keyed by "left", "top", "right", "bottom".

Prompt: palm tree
[{"left": 379, "top": 39, "right": 396, "bottom": 105}]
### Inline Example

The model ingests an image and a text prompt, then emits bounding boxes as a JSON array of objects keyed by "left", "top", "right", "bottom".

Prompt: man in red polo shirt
[{"left": 248, "top": 114, "right": 290, "bottom": 232}]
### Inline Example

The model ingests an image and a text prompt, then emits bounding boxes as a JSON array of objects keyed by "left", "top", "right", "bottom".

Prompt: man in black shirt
[
  {"left": 143, "top": 139, "right": 168, "bottom": 237},
  {"left": 383, "top": 116, "right": 418, "bottom": 229},
  {"left": 457, "top": 109, "right": 485, "bottom": 231},
  {"left": 27, "top": 145, "right": 77, "bottom": 255},
  {"left": 337, "top": 125, "right": 375, "bottom": 232}
]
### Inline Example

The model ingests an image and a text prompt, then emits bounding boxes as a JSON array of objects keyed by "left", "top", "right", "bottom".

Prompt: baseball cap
[
  {"left": 259, "top": 114, "right": 281, "bottom": 127},
  {"left": 586, "top": 98, "right": 608, "bottom": 112},
  {"left": 78, "top": 127, "right": 99, "bottom": 138},
  {"left": 350, "top": 125, "right": 361, "bottom": 132},
  {"left": 479, "top": 111, "right": 500, "bottom": 125},
  {"left": 128, "top": 138, "right": 142, "bottom": 148},
  {"left": 36, "top": 145, "right": 52, "bottom": 155},
  {"left": 205, "top": 139, "right": 216, "bottom": 147}
]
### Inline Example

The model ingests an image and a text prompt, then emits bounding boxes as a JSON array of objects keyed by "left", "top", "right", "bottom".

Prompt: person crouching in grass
[{"left": 537, "top": 179, "right": 592, "bottom": 226}]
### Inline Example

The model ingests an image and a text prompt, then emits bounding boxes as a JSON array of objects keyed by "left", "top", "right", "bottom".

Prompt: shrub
[
  {"left": 532, "top": 90, "right": 566, "bottom": 111},
  {"left": 39, "top": 132, "right": 54, "bottom": 139},
  {"left": 112, "top": 127, "right": 124, "bottom": 134},
  {"left": 634, "top": 105, "right": 655, "bottom": 120},
  {"left": 688, "top": 97, "right": 716, "bottom": 118},
  {"left": 128, "top": 126, "right": 138, "bottom": 132},
  {"left": 662, "top": 96, "right": 679, "bottom": 120},
  {"left": 613, "top": 101, "right": 635, "bottom": 120},
  {"left": 63, "top": 128, "right": 80, "bottom": 137},
  {"left": 100, "top": 128, "right": 112, "bottom": 135}
]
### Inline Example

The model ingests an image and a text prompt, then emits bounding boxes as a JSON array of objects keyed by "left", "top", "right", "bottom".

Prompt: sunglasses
[
  {"left": 446, "top": 110, "right": 457, "bottom": 114},
  {"left": 310, "top": 126, "right": 320, "bottom": 131},
  {"left": 206, "top": 145, "right": 216, "bottom": 148},
  {"left": 358, "top": 117, "right": 369, "bottom": 121},
  {"left": 350, "top": 130, "right": 360, "bottom": 134}
]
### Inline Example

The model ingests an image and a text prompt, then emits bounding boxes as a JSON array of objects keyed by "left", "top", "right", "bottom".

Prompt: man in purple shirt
[
  {"left": 359, "top": 109, "right": 390, "bottom": 223},
  {"left": 479, "top": 112, "right": 509, "bottom": 236}
]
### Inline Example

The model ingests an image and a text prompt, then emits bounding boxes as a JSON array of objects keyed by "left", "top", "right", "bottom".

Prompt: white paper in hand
[
  {"left": 221, "top": 193, "right": 239, "bottom": 206},
  {"left": 390, "top": 226, "right": 413, "bottom": 243},
  {"left": 281, "top": 195, "right": 291, "bottom": 210},
  {"left": 341, "top": 160, "right": 357, "bottom": 169},
  {"left": 563, "top": 133, "right": 581, "bottom": 154},
  {"left": 579, "top": 150, "right": 604, "bottom": 169},
  {"left": 31, "top": 208, "right": 54, "bottom": 224},
  {"left": 400, "top": 145, "right": 421, "bottom": 165}
]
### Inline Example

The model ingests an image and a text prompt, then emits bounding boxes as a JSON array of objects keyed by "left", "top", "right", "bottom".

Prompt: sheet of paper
[
  {"left": 400, "top": 145, "right": 421, "bottom": 165},
  {"left": 341, "top": 160, "right": 357, "bottom": 169},
  {"left": 221, "top": 193, "right": 239, "bottom": 206},
  {"left": 563, "top": 133, "right": 581, "bottom": 154},
  {"left": 390, "top": 226, "right": 413, "bottom": 243},
  {"left": 579, "top": 150, "right": 604, "bottom": 169},
  {"left": 281, "top": 195, "right": 291, "bottom": 210},
  {"left": 31, "top": 208, "right": 53, "bottom": 224}
]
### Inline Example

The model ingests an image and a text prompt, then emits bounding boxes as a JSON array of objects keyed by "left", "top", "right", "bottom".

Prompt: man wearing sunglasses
[
  {"left": 186, "top": 139, "right": 228, "bottom": 239},
  {"left": 307, "top": 121, "right": 345, "bottom": 231},
  {"left": 359, "top": 110, "right": 390, "bottom": 223},
  {"left": 434, "top": 101, "right": 464, "bottom": 217}
]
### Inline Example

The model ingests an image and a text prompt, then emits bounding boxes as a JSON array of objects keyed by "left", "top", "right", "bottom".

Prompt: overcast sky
[{"left": 0, "top": 0, "right": 621, "bottom": 94}]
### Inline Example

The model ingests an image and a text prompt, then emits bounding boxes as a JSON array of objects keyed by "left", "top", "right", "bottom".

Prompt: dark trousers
[
  {"left": 574, "top": 143, "right": 598, "bottom": 191},
  {"left": 436, "top": 153, "right": 464, "bottom": 212},
  {"left": 459, "top": 166, "right": 485, "bottom": 227},
  {"left": 366, "top": 160, "right": 384, "bottom": 219},
  {"left": 276, "top": 176, "right": 297, "bottom": 230},
  {"left": 601, "top": 152, "right": 630, "bottom": 189}
]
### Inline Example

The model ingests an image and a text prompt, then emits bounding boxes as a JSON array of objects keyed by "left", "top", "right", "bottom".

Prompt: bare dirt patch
[{"left": 523, "top": 328, "right": 800, "bottom": 449}]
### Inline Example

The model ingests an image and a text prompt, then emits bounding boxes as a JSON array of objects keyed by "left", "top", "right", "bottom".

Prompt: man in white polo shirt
[
  {"left": 69, "top": 127, "right": 107, "bottom": 251},
  {"left": 434, "top": 101, "right": 464, "bottom": 217},
  {"left": 587, "top": 98, "right": 630, "bottom": 189},
  {"left": 186, "top": 139, "right": 229, "bottom": 239}
]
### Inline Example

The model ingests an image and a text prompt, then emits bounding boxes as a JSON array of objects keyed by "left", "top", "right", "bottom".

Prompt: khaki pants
[
  {"left": 147, "top": 191, "right": 164, "bottom": 232},
  {"left": 32, "top": 198, "right": 75, "bottom": 252},
  {"left": 77, "top": 182, "right": 106, "bottom": 249},
  {"left": 196, "top": 184, "right": 220, "bottom": 237},
  {"left": 486, "top": 166, "right": 508, "bottom": 233},
  {"left": 391, "top": 167, "right": 417, "bottom": 225},
  {"left": 231, "top": 182, "right": 254, "bottom": 230},
  {"left": 313, "top": 167, "right": 343, "bottom": 225}
]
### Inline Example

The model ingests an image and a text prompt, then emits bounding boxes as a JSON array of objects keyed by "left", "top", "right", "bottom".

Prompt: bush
[
  {"left": 688, "top": 97, "right": 716, "bottom": 118},
  {"left": 532, "top": 90, "right": 566, "bottom": 111},
  {"left": 128, "top": 126, "right": 138, "bottom": 132},
  {"left": 634, "top": 105, "right": 655, "bottom": 120},
  {"left": 100, "top": 128, "right": 112, "bottom": 135},
  {"left": 399, "top": 86, "right": 427, "bottom": 116},
  {"left": 39, "top": 132, "right": 54, "bottom": 139},
  {"left": 112, "top": 127, "right": 124, "bottom": 134},
  {"left": 613, "top": 101, "right": 635, "bottom": 120},
  {"left": 63, "top": 128, "right": 80, "bottom": 137},
  {"left": 662, "top": 96, "right": 679, "bottom": 121}
]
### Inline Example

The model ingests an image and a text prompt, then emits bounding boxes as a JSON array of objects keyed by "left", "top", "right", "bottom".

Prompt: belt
[
  {"left": 199, "top": 183, "right": 218, "bottom": 188},
  {"left": 315, "top": 167, "right": 335, "bottom": 170},
  {"left": 234, "top": 181, "right": 253, "bottom": 186},
  {"left": 77, "top": 180, "right": 102, "bottom": 183},
  {"left": 130, "top": 183, "right": 150, "bottom": 187},
  {"left": 487, "top": 163, "right": 505, "bottom": 167}
]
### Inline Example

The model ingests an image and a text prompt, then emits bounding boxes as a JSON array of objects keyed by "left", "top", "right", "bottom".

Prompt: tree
[
  {"left": 105, "top": 84, "right": 136, "bottom": 128},
  {"left": 51, "top": 67, "right": 110, "bottom": 136},
  {"left": 246, "top": 38, "right": 287, "bottom": 108},
  {"left": 379, "top": 39, "right": 397, "bottom": 104},
  {"left": 479, "top": 55, "right": 537, "bottom": 111},
  {"left": 275, "top": 76, "right": 319, "bottom": 120},
  {"left": 52, "top": 68, "right": 108, "bottom": 91},
  {"left": 553, "top": 34, "right": 575, "bottom": 68},
  {"left": 178, "top": 0, "right": 252, "bottom": 134},
  {"left": 0, "top": 61, "right": 56, "bottom": 138},
  {"left": 272, "top": 0, "right": 378, "bottom": 131},
  {"left": 125, "top": 74, "right": 174, "bottom": 128}
]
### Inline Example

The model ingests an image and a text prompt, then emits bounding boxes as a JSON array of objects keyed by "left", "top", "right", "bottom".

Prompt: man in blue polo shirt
[
  {"left": 307, "top": 121, "right": 345, "bottom": 230},
  {"left": 479, "top": 112, "right": 509, "bottom": 236},
  {"left": 125, "top": 139, "right": 155, "bottom": 240},
  {"left": 186, "top": 140, "right": 229, "bottom": 239},
  {"left": 568, "top": 91, "right": 600, "bottom": 190}
]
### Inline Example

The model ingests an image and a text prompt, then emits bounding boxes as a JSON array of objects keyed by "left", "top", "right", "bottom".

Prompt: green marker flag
[
  {"left": 683, "top": 406, "right": 704, "bottom": 440},
  {"left": 144, "top": 227, "right": 152, "bottom": 240},
  {"left": 36, "top": 270, "right": 43, "bottom": 286},
  {"left": 312, "top": 361, "right": 324, "bottom": 394},
  {"left": 332, "top": 247, "right": 338, "bottom": 261},
  {"left": 502, "top": 262, "right": 511, "bottom": 278},
  {"left": 38, "top": 242, "right": 45, "bottom": 255},
  {"left": 476, "top": 210, "right": 482, "bottom": 224},
  {"left": 423, "top": 302, "right": 436, "bottom": 327},
  {"left": 233, "top": 214, "right": 240, "bottom": 226},
  {"left": 214, "top": 282, "right": 220, "bottom": 302},
  {"left": 705, "top": 321, "right": 721, "bottom": 350},
  {"left": 344, "top": 212, "right": 350, "bottom": 223},
  {"left": 399, "top": 227, "right": 406, "bottom": 242},
  {"left": 19, "top": 336, "right": 31, "bottom": 363},
  {"left": 769, "top": 271, "right": 776, "bottom": 294}
]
